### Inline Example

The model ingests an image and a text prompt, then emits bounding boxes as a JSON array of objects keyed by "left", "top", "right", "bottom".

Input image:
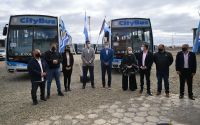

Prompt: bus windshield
[
  {"left": 8, "top": 27, "right": 57, "bottom": 56},
  {"left": 8, "top": 27, "right": 33, "bottom": 56},
  {"left": 34, "top": 27, "right": 57, "bottom": 53},
  {"left": 111, "top": 28, "right": 151, "bottom": 54}
]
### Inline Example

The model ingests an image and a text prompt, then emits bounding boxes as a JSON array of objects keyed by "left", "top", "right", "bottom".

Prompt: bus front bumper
[{"left": 6, "top": 61, "right": 28, "bottom": 72}]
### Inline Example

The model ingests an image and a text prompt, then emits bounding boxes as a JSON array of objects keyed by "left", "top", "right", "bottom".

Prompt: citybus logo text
[
  {"left": 118, "top": 20, "right": 149, "bottom": 26},
  {"left": 20, "top": 17, "right": 56, "bottom": 25}
]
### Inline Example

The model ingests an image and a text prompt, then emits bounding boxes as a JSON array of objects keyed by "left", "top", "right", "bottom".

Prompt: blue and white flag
[
  {"left": 192, "top": 21, "right": 200, "bottom": 53},
  {"left": 59, "top": 18, "right": 71, "bottom": 53},
  {"left": 99, "top": 18, "right": 111, "bottom": 35},
  {"left": 83, "top": 12, "right": 89, "bottom": 42},
  {"left": 104, "top": 21, "right": 111, "bottom": 35}
]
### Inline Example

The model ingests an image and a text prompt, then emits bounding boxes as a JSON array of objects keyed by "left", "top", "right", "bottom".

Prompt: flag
[
  {"left": 59, "top": 32, "right": 71, "bottom": 53},
  {"left": 192, "top": 21, "right": 200, "bottom": 53},
  {"left": 104, "top": 21, "right": 111, "bottom": 35},
  {"left": 99, "top": 18, "right": 111, "bottom": 35},
  {"left": 99, "top": 19, "right": 106, "bottom": 35},
  {"left": 83, "top": 12, "right": 89, "bottom": 42},
  {"left": 59, "top": 18, "right": 71, "bottom": 53}
]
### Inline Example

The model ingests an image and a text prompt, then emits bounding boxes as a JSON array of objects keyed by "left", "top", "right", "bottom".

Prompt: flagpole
[{"left": 95, "top": 16, "right": 107, "bottom": 53}]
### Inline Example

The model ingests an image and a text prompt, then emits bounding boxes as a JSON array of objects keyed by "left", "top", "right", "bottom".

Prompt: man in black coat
[
  {"left": 154, "top": 44, "right": 173, "bottom": 97},
  {"left": 138, "top": 44, "right": 153, "bottom": 95},
  {"left": 28, "top": 49, "right": 47, "bottom": 105},
  {"left": 175, "top": 44, "right": 197, "bottom": 100}
]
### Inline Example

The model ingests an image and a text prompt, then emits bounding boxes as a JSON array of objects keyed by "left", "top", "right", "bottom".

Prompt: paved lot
[{"left": 0, "top": 52, "right": 200, "bottom": 125}]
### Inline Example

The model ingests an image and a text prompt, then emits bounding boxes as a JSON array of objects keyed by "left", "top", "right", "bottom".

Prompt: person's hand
[
  {"left": 127, "top": 65, "right": 132, "bottom": 69},
  {"left": 41, "top": 72, "right": 46, "bottom": 77},
  {"left": 66, "top": 67, "right": 71, "bottom": 70},
  {"left": 85, "top": 61, "right": 89, "bottom": 65},
  {"left": 53, "top": 60, "right": 58, "bottom": 64},
  {"left": 192, "top": 73, "right": 195, "bottom": 77},
  {"left": 89, "top": 60, "right": 92, "bottom": 64},
  {"left": 177, "top": 71, "right": 181, "bottom": 75},
  {"left": 104, "top": 62, "right": 109, "bottom": 65},
  {"left": 140, "top": 66, "right": 146, "bottom": 70}
]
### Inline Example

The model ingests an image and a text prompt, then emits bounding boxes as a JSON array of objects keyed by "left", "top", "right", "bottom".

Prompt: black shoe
[
  {"left": 147, "top": 92, "right": 153, "bottom": 96},
  {"left": 166, "top": 93, "right": 170, "bottom": 98},
  {"left": 92, "top": 85, "right": 95, "bottom": 88},
  {"left": 139, "top": 90, "right": 143, "bottom": 94},
  {"left": 68, "top": 88, "right": 71, "bottom": 91},
  {"left": 102, "top": 83, "right": 105, "bottom": 88},
  {"left": 33, "top": 101, "right": 38, "bottom": 105},
  {"left": 156, "top": 92, "right": 161, "bottom": 96},
  {"left": 41, "top": 98, "right": 47, "bottom": 101},
  {"left": 189, "top": 96, "right": 195, "bottom": 100},
  {"left": 46, "top": 95, "right": 50, "bottom": 99},
  {"left": 58, "top": 92, "right": 64, "bottom": 96},
  {"left": 179, "top": 95, "right": 184, "bottom": 99},
  {"left": 82, "top": 86, "right": 85, "bottom": 89}
]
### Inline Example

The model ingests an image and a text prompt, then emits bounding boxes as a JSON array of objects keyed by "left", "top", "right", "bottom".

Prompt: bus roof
[
  {"left": 111, "top": 18, "right": 151, "bottom": 28},
  {"left": 9, "top": 15, "right": 58, "bottom": 26}
]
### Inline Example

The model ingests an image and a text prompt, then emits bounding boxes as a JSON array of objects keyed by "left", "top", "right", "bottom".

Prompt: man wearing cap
[
  {"left": 81, "top": 41, "right": 95, "bottom": 89},
  {"left": 100, "top": 42, "right": 114, "bottom": 89}
]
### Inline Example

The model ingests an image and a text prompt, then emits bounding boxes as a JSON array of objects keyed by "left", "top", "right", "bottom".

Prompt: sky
[{"left": 0, "top": 0, "right": 200, "bottom": 46}]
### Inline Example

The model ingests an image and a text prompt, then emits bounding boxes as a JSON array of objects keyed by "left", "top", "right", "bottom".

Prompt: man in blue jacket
[
  {"left": 100, "top": 42, "right": 114, "bottom": 89},
  {"left": 175, "top": 44, "right": 197, "bottom": 100},
  {"left": 28, "top": 49, "right": 47, "bottom": 105}
]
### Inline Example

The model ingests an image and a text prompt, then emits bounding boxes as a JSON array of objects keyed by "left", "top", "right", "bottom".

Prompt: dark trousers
[
  {"left": 101, "top": 64, "right": 112, "bottom": 87},
  {"left": 63, "top": 69, "right": 72, "bottom": 90},
  {"left": 179, "top": 69, "right": 193, "bottom": 97},
  {"left": 31, "top": 81, "right": 45, "bottom": 102},
  {"left": 122, "top": 74, "right": 137, "bottom": 91},
  {"left": 156, "top": 70, "right": 169, "bottom": 93},
  {"left": 140, "top": 69, "right": 151, "bottom": 93},
  {"left": 82, "top": 66, "right": 94, "bottom": 87}
]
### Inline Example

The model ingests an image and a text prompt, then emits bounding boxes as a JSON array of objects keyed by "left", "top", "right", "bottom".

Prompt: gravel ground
[{"left": 0, "top": 50, "right": 199, "bottom": 125}]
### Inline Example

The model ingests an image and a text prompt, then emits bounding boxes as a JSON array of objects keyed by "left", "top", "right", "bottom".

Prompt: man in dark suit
[
  {"left": 175, "top": 44, "right": 197, "bottom": 100},
  {"left": 100, "top": 42, "right": 114, "bottom": 89},
  {"left": 138, "top": 44, "right": 153, "bottom": 95},
  {"left": 28, "top": 49, "right": 47, "bottom": 105}
]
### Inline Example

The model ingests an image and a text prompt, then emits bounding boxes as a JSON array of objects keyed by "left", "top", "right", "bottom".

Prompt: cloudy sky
[{"left": 0, "top": 0, "right": 200, "bottom": 46}]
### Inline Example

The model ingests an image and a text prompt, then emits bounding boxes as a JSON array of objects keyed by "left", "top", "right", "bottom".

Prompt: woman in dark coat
[
  {"left": 62, "top": 45, "right": 74, "bottom": 92},
  {"left": 121, "top": 47, "right": 138, "bottom": 91}
]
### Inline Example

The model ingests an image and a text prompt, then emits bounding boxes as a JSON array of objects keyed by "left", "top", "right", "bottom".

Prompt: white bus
[
  {"left": 3, "top": 15, "right": 71, "bottom": 72},
  {"left": 109, "top": 18, "right": 154, "bottom": 69}
]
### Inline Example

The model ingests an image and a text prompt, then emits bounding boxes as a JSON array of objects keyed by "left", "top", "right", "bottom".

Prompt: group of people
[
  {"left": 28, "top": 43, "right": 74, "bottom": 105},
  {"left": 120, "top": 43, "right": 196, "bottom": 101},
  {"left": 28, "top": 41, "right": 197, "bottom": 105}
]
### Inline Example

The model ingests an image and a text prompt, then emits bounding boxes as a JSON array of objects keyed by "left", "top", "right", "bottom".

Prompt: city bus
[
  {"left": 2, "top": 15, "right": 71, "bottom": 72},
  {"left": 109, "top": 18, "right": 154, "bottom": 69}
]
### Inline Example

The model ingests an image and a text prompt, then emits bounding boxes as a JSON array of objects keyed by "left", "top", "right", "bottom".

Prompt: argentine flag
[{"left": 83, "top": 12, "right": 89, "bottom": 42}]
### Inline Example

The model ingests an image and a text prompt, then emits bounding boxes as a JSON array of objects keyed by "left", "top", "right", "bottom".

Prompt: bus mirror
[{"left": 3, "top": 24, "right": 8, "bottom": 36}]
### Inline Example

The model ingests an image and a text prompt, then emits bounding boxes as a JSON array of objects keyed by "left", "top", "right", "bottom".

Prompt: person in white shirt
[
  {"left": 138, "top": 44, "right": 154, "bottom": 96},
  {"left": 28, "top": 49, "right": 47, "bottom": 105},
  {"left": 175, "top": 44, "right": 197, "bottom": 100}
]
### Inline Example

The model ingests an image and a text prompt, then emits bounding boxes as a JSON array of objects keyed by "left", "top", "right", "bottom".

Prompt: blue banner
[{"left": 192, "top": 21, "right": 200, "bottom": 53}]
